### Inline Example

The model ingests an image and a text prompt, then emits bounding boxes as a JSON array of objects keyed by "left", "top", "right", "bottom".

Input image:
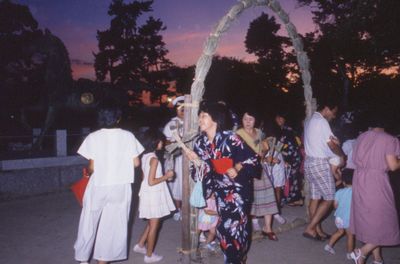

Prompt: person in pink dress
[{"left": 350, "top": 116, "right": 400, "bottom": 264}]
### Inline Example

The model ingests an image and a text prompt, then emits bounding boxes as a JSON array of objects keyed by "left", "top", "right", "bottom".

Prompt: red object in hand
[
  {"left": 284, "top": 178, "right": 290, "bottom": 197},
  {"left": 211, "top": 158, "right": 234, "bottom": 174},
  {"left": 71, "top": 168, "right": 89, "bottom": 206}
]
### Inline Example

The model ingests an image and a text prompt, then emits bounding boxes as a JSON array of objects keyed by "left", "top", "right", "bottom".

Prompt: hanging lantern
[{"left": 80, "top": 92, "right": 94, "bottom": 105}]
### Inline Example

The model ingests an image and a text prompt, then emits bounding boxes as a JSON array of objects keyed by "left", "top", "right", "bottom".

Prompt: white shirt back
[
  {"left": 304, "top": 112, "right": 335, "bottom": 158},
  {"left": 342, "top": 139, "right": 356, "bottom": 169},
  {"left": 78, "top": 128, "right": 144, "bottom": 186}
]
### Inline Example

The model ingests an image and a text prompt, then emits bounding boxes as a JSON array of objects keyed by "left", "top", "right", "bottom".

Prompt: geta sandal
[{"left": 262, "top": 231, "right": 278, "bottom": 241}]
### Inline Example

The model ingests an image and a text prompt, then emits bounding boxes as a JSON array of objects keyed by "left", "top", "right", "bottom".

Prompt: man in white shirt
[
  {"left": 303, "top": 101, "right": 345, "bottom": 241},
  {"left": 163, "top": 96, "right": 184, "bottom": 221}
]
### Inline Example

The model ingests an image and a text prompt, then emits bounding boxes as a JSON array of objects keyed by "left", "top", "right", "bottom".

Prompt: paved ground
[{"left": 1, "top": 190, "right": 399, "bottom": 264}]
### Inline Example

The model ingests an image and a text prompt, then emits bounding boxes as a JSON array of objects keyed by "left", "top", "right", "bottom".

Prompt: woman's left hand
[{"left": 226, "top": 167, "right": 238, "bottom": 179}]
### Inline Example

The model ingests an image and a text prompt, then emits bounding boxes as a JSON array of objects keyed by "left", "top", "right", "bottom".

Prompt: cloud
[
  {"left": 71, "top": 59, "right": 93, "bottom": 66},
  {"left": 164, "top": 28, "right": 257, "bottom": 66},
  {"left": 71, "top": 60, "right": 95, "bottom": 80},
  {"left": 164, "top": 31, "right": 209, "bottom": 44}
]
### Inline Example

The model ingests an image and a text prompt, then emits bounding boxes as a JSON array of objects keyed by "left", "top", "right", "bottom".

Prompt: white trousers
[{"left": 74, "top": 180, "right": 132, "bottom": 262}]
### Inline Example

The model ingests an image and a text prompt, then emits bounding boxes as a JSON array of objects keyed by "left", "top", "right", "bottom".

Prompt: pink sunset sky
[{"left": 18, "top": 0, "right": 316, "bottom": 80}]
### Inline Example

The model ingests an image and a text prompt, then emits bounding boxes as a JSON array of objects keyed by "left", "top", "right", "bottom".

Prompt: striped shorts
[{"left": 304, "top": 156, "right": 335, "bottom": 200}]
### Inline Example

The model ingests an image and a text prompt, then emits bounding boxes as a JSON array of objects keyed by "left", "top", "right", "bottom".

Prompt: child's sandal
[{"left": 350, "top": 248, "right": 366, "bottom": 264}]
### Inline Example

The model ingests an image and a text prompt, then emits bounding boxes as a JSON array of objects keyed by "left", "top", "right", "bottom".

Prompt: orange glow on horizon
[{"left": 72, "top": 63, "right": 95, "bottom": 80}]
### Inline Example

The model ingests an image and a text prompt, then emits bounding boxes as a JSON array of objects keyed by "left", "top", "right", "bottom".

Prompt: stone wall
[{"left": 0, "top": 156, "right": 87, "bottom": 201}]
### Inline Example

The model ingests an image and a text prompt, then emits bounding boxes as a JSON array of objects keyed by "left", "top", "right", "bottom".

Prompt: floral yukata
[
  {"left": 192, "top": 130, "right": 259, "bottom": 264},
  {"left": 278, "top": 126, "right": 302, "bottom": 203}
]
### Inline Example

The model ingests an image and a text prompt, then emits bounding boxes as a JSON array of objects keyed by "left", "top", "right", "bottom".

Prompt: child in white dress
[{"left": 133, "top": 129, "right": 175, "bottom": 263}]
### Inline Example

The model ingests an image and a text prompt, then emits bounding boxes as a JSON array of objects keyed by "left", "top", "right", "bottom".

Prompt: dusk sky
[{"left": 16, "top": 0, "right": 316, "bottom": 80}]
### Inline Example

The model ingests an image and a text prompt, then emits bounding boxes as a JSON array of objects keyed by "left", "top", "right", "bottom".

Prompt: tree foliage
[
  {"left": 245, "top": 12, "right": 291, "bottom": 92},
  {"left": 300, "top": 0, "right": 400, "bottom": 67},
  {"left": 298, "top": 0, "right": 400, "bottom": 109},
  {"left": 0, "top": 0, "right": 42, "bottom": 114},
  {"left": 94, "top": 0, "right": 172, "bottom": 89},
  {"left": 0, "top": 0, "right": 73, "bottom": 149}
]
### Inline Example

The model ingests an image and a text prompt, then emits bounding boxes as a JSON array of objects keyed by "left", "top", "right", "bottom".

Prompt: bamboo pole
[
  {"left": 181, "top": 94, "right": 201, "bottom": 262},
  {"left": 181, "top": 95, "right": 192, "bottom": 252}
]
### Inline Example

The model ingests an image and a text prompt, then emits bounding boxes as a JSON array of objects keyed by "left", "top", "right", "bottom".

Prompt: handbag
[
  {"left": 190, "top": 180, "right": 206, "bottom": 208},
  {"left": 211, "top": 157, "right": 233, "bottom": 175},
  {"left": 71, "top": 168, "right": 89, "bottom": 206},
  {"left": 190, "top": 161, "right": 206, "bottom": 208}
]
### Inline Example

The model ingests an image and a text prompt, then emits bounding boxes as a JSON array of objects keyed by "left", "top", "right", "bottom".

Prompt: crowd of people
[{"left": 72, "top": 97, "right": 400, "bottom": 264}]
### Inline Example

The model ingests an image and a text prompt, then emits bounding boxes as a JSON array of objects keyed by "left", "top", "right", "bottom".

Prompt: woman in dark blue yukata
[{"left": 185, "top": 101, "right": 260, "bottom": 264}]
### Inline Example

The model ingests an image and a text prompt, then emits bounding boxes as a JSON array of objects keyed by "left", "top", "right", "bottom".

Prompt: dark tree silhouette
[
  {"left": 0, "top": 0, "right": 42, "bottom": 129},
  {"left": 30, "top": 30, "right": 73, "bottom": 149},
  {"left": 94, "top": 0, "right": 171, "bottom": 90},
  {"left": 171, "top": 66, "right": 195, "bottom": 95},
  {"left": 299, "top": 0, "right": 400, "bottom": 110},
  {"left": 0, "top": 1, "right": 73, "bottom": 149},
  {"left": 245, "top": 12, "right": 290, "bottom": 93}
]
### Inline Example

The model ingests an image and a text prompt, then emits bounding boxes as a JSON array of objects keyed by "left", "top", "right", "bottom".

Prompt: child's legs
[
  {"left": 197, "top": 229, "right": 204, "bottom": 245},
  {"left": 138, "top": 223, "right": 150, "bottom": 247},
  {"left": 174, "top": 199, "right": 182, "bottom": 210},
  {"left": 206, "top": 227, "right": 216, "bottom": 244},
  {"left": 345, "top": 228, "right": 354, "bottom": 253},
  {"left": 328, "top": 228, "right": 345, "bottom": 247},
  {"left": 146, "top": 218, "right": 161, "bottom": 256}
]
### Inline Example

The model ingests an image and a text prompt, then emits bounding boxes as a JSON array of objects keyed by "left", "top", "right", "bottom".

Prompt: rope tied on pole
[{"left": 177, "top": 101, "right": 199, "bottom": 112}]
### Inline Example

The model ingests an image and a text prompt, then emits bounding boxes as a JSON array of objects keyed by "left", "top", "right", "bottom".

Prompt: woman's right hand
[
  {"left": 261, "top": 140, "right": 269, "bottom": 152},
  {"left": 183, "top": 148, "right": 199, "bottom": 162}
]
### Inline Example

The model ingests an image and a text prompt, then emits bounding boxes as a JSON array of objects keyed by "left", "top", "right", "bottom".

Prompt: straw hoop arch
[
  {"left": 188, "top": 0, "right": 314, "bottom": 126},
  {"left": 181, "top": 0, "right": 314, "bottom": 255}
]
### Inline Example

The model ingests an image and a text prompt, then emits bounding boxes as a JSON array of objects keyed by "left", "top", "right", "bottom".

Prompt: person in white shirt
[
  {"left": 341, "top": 124, "right": 358, "bottom": 171},
  {"left": 339, "top": 125, "right": 358, "bottom": 189},
  {"left": 74, "top": 105, "right": 144, "bottom": 264},
  {"left": 163, "top": 96, "right": 184, "bottom": 221},
  {"left": 302, "top": 100, "right": 345, "bottom": 241}
]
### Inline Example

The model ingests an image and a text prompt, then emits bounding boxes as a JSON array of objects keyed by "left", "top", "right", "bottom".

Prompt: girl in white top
[{"left": 133, "top": 129, "right": 175, "bottom": 263}]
